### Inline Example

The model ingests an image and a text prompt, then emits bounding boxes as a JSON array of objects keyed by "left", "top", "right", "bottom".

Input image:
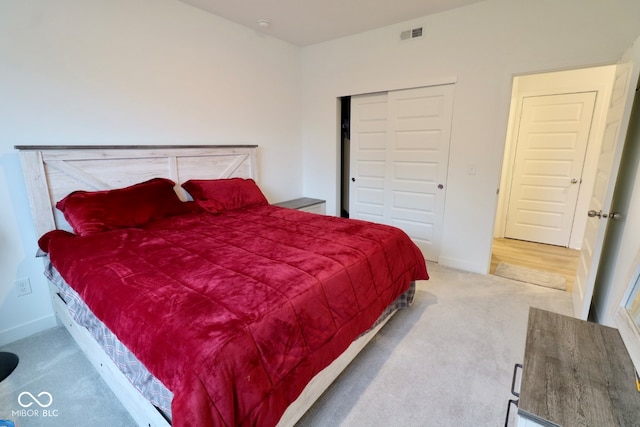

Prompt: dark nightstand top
[
  {"left": 272, "top": 197, "right": 325, "bottom": 210},
  {"left": 518, "top": 307, "right": 640, "bottom": 426}
]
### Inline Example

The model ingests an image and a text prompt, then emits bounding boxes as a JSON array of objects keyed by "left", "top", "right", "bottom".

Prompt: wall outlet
[{"left": 15, "top": 277, "right": 32, "bottom": 297}]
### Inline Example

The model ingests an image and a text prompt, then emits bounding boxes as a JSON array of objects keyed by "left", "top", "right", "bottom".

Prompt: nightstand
[
  {"left": 273, "top": 197, "right": 326, "bottom": 215},
  {"left": 505, "top": 307, "right": 640, "bottom": 426}
]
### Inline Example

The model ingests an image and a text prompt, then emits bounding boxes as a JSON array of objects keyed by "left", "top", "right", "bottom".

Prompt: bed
[{"left": 16, "top": 145, "right": 428, "bottom": 427}]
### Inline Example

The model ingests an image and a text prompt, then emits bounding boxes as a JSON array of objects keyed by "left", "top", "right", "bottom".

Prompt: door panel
[
  {"left": 350, "top": 85, "right": 454, "bottom": 261},
  {"left": 505, "top": 92, "right": 596, "bottom": 246},
  {"left": 349, "top": 93, "right": 387, "bottom": 223},
  {"left": 387, "top": 86, "right": 453, "bottom": 260},
  {"left": 573, "top": 44, "right": 640, "bottom": 319}
]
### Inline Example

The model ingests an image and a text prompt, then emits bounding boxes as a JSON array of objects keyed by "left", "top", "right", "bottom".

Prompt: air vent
[{"left": 400, "top": 27, "right": 423, "bottom": 41}]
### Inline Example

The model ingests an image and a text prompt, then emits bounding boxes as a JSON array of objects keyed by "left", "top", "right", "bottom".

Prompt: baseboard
[
  {"left": 437, "top": 256, "right": 487, "bottom": 275},
  {"left": 0, "top": 314, "right": 58, "bottom": 346}
]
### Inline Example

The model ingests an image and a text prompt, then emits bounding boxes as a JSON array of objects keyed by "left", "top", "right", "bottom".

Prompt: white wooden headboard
[{"left": 15, "top": 145, "right": 258, "bottom": 237}]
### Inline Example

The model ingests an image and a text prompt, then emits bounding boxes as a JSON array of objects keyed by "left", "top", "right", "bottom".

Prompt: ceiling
[{"left": 179, "top": 0, "right": 486, "bottom": 46}]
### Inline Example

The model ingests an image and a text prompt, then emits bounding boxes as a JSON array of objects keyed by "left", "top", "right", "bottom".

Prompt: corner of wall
[{"left": 437, "top": 256, "right": 489, "bottom": 275}]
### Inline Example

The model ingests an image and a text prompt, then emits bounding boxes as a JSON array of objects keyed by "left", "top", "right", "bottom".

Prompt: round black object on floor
[{"left": 0, "top": 352, "right": 19, "bottom": 381}]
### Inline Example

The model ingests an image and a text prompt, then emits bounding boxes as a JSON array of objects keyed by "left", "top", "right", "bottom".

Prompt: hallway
[{"left": 490, "top": 238, "right": 580, "bottom": 292}]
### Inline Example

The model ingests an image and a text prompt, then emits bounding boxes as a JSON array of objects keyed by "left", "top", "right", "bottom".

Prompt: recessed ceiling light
[{"left": 257, "top": 19, "right": 270, "bottom": 28}]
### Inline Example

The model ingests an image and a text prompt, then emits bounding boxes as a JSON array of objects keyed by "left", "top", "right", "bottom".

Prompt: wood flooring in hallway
[{"left": 490, "top": 238, "right": 580, "bottom": 292}]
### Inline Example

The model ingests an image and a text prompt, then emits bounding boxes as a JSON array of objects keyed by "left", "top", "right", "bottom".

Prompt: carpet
[
  {"left": 494, "top": 262, "right": 567, "bottom": 291},
  {"left": 298, "top": 263, "right": 574, "bottom": 426}
]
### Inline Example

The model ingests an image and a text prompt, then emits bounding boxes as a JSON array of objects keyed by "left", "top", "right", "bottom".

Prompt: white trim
[
  {"left": 338, "top": 75, "right": 458, "bottom": 98},
  {"left": 437, "top": 256, "right": 487, "bottom": 275},
  {"left": 0, "top": 314, "right": 57, "bottom": 347}
]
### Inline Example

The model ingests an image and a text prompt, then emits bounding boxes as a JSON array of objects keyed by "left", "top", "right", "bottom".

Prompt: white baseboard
[
  {"left": 436, "top": 256, "right": 488, "bottom": 275},
  {"left": 0, "top": 314, "right": 58, "bottom": 346}
]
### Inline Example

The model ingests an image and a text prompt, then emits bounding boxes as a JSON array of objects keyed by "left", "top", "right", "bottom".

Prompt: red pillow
[
  {"left": 56, "top": 178, "right": 197, "bottom": 236},
  {"left": 37, "top": 229, "right": 76, "bottom": 253},
  {"left": 182, "top": 178, "right": 268, "bottom": 212}
]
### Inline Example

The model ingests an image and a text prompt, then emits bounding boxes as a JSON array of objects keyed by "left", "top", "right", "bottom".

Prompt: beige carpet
[
  {"left": 494, "top": 262, "right": 567, "bottom": 291},
  {"left": 297, "top": 263, "right": 573, "bottom": 426}
]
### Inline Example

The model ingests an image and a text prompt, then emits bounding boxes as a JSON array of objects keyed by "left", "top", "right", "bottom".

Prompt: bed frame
[{"left": 16, "top": 145, "right": 396, "bottom": 426}]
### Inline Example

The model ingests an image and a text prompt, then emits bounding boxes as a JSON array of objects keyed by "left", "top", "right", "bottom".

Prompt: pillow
[
  {"left": 56, "top": 178, "right": 197, "bottom": 236},
  {"left": 38, "top": 229, "right": 76, "bottom": 253},
  {"left": 182, "top": 178, "right": 268, "bottom": 212}
]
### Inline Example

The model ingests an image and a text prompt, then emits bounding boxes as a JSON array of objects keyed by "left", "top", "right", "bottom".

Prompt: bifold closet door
[{"left": 350, "top": 84, "right": 454, "bottom": 261}]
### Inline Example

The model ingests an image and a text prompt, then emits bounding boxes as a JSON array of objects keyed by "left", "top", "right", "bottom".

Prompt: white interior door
[
  {"left": 349, "top": 92, "right": 388, "bottom": 223},
  {"left": 386, "top": 86, "right": 453, "bottom": 260},
  {"left": 505, "top": 92, "right": 596, "bottom": 246},
  {"left": 573, "top": 41, "right": 640, "bottom": 319},
  {"left": 350, "top": 85, "right": 453, "bottom": 261}
]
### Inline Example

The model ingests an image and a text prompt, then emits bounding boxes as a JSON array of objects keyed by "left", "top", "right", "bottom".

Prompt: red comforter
[{"left": 44, "top": 205, "right": 428, "bottom": 426}]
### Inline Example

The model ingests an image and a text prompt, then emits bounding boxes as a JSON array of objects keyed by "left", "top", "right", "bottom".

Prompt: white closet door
[
  {"left": 350, "top": 85, "right": 454, "bottom": 261},
  {"left": 349, "top": 92, "right": 388, "bottom": 223},
  {"left": 386, "top": 86, "right": 453, "bottom": 260}
]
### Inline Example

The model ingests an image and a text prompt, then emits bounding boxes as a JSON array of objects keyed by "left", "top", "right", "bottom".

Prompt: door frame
[{"left": 495, "top": 66, "right": 617, "bottom": 249}]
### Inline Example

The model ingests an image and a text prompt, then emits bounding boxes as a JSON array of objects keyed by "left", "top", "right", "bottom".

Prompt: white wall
[
  {"left": 495, "top": 65, "right": 617, "bottom": 249},
  {"left": 299, "top": 0, "right": 640, "bottom": 273},
  {"left": 3, "top": 0, "right": 640, "bottom": 345},
  {"left": 0, "top": 0, "right": 303, "bottom": 344}
]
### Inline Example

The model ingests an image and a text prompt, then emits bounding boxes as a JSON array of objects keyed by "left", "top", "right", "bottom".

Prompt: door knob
[
  {"left": 587, "top": 210, "right": 602, "bottom": 218},
  {"left": 588, "top": 210, "right": 622, "bottom": 220},
  {"left": 351, "top": 177, "right": 356, "bottom": 182},
  {"left": 608, "top": 212, "right": 622, "bottom": 220},
  {"left": 571, "top": 178, "right": 579, "bottom": 184}
]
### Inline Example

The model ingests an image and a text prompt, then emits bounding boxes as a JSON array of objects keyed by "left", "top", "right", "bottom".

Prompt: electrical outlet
[{"left": 16, "top": 277, "right": 32, "bottom": 297}]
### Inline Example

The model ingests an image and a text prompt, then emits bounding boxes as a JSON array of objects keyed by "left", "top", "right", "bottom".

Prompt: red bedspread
[{"left": 44, "top": 205, "right": 428, "bottom": 426}]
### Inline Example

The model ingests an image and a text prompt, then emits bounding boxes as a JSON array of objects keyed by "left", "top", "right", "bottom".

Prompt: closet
[{"left": 348, "top": 84, "right": 454, "bottom": 261}]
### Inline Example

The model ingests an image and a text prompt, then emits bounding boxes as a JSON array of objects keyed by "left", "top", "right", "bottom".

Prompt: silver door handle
[
  {"left": 571, "top": 178, "right": 579, "bottom": 184},
  {"left": 588, "top": 210, "right": 602, "bottom": 218},
  {"left": 588, "top": 210, "right": 622, "bottom": 220},
  {"left": 608, "top": 212, "right": 622, "bottom": 220}
]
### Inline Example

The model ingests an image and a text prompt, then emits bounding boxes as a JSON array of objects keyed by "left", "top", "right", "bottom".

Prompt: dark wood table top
[{"left": 518, "top": 307, "right": 640, "bottom": 427}]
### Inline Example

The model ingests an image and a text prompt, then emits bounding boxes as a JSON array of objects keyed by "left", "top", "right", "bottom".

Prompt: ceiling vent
[{"left": 400, "top": 27, "right": 423, "bottom": 41}]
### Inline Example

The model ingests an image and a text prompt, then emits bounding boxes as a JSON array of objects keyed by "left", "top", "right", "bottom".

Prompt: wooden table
[{"left": 517, "top": 308, "right": 640, "bottom": 426}]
